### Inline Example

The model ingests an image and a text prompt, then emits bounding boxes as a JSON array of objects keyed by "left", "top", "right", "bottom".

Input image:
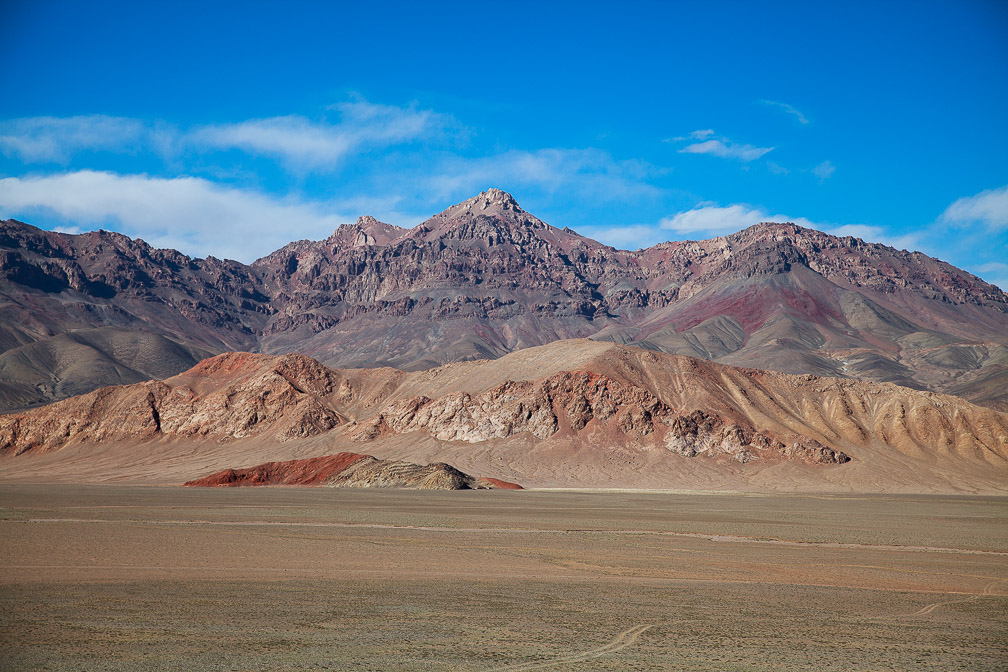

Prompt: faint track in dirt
[
  {"left": 489, "top": 623, "right": 653, "bottom": 671},
  {"left": 913, "top": 579, "right": 1006, "bottom": 616},
  {"left": 14, "top": 518, "right": 1008, "bottom": 557}
]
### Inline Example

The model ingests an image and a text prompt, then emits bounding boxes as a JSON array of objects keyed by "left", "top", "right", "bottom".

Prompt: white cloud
[
  {"left": 766, "top": 161, "right": 790, "bottom": 175},
  {"left": 659, "top": 203, "right": 815, "bottom": 237},
  {"left": 0, "top": 171, "right": 348, "bottom": 263},
  {"left": 974, "top": 261, "right": 1008, "bottom": 274},
  {"left": 939, "top": 184, "right": 1008, "bottom": 231},
  {"left": 0, "top": 115, "right": 173, "bottom": 163},
  {"left": 189, "top": 100, "right": 454, "bottom": 169},
  {"left": 424, "top": 148, "right": 659, "bottom": 202},
  {"left": 664, "top": 129, "right": 714, "bottom": 143},
  {"left": 829, "top": 224, "right": 884, "bottom": 239},
  {"left": 657, "top": 204, "right": 926, "bottom": 252},
  {"left": 0, "top": 100, "right": 455, "bottom": 171},
  {"left": 813, "top": 160, "right": 835, "bottom": 180},
  {"left": 666, "top": 129, "right": 773, "bottom": 163},
  {"left": 579, "top": 224, "right": 663, "bottom": 250},
  {"left": 971, "top": 262, "right": 1008, "bottom": 290},
  {"left": 51, "top": 224, "right": 86, "bottom": 235},
  {"left": 760, "top": 100, "right": 809, "bottom": 125},
  {"left": 679, "top": 138, "right": 774, "bottom": 162},
  {"left": 660, "top": 204, "right": 769, "bottom": 236},
  {"left": 826, "top": 223, "right": 916, "bottom": 249},
  {"left": 191, "top": 116, "right": 354, "bottom": 164}
]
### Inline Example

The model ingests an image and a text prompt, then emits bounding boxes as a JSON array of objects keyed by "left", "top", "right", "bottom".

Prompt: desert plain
[
  {"left": 1, "top": 484, "right": 1005, "bottom": 671},
  {"left": 5, "top": 3, "right": 1008, "bottom": 670}
]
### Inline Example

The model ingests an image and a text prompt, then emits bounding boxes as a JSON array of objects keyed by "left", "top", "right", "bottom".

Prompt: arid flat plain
[{"left": 1, "top": 486, "right": 1006, "bottom": 670}]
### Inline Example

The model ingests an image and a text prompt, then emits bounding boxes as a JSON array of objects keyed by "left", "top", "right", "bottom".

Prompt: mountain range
[
  {"left": 3, "top": 188, "right": 1006, "bottom": 414},
  {"left": 2, "top": 341, "right": 1004, "bottom": 492}
]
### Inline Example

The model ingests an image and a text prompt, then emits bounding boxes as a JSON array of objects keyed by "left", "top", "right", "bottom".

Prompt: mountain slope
[
  {"left": 0, "top": 327, "right": 213, "bottom": 410},
  {"left": 1, "top": 341, "right": 1005, "bottom": 493},
  {"left": 2, "top": 188, "right": 1006, "bottom": 410}
]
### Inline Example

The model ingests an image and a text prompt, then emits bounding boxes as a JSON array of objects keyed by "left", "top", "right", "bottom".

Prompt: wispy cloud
[
  {"left": 677, "top": 136, "right": 774, "bottom": 162},
  {"left": 760, "top": 100, "right": 809, "bottom": 125},
  {"left": 0, "top": 100, "right": 457, "bottom": 171},
  {"left": 658, "top": 202, "right": 919, "bottom": 251},
  {"left": 664, "top": 129, "right": 714, "bottom": 143},
  {"left": 971, "top": 262, "right": 1008, "bottom": 290},
  {"left": 189, "top": 100, "right": 456, "bottom": 169},
  {"left": 578, "top": 224, "right": 665, "bottom": 250},
  {"left": 191, "top": 116, "right": 356, "bottom": 165},
  {"left": 50, "top": 224, "right": 86, "bottom": 235},
  {"left": 812, "top": 160, "right": 835, "bottom": 181},
  {"left": 0, "top": 115, "right": 174, "bottom": 163},
  {"left": 423, "top": 148, "right": 659, "bottom": 202},
  {"left": 939, "top": 184, "right": 1008, "bottom": 231},
  {"left": 766, "top": 161, "right": 790, "bottom": 175},
  {"left": 828, "top": 224, "right": 919, "bottom": 251},
  {"left": 828, "top": 224, "right": 884, "bottom": 238},
  {"left": 659, "top": 203, "right": 807, "bottom": 237},
  {"left": 0, "top": 171, "right": 348, "bottom": 262}
]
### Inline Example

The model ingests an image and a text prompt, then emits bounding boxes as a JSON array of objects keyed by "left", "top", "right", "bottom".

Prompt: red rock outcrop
[
  {"left": 184, "top": 452, "right": 370, "bottom": 486},
  {"left": 0, "top": 352, "right": 349, "bottom": 455},
  {"left": 184, "top": 451, "right": 522, "bottom": 490}
]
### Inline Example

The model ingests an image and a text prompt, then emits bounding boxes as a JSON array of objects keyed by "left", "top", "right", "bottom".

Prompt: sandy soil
[{"left": 1, "top": 486, "right": 1006, "bottom": 670}]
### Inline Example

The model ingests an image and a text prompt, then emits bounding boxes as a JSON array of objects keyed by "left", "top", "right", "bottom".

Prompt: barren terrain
[
  {"left": 1, "top": 485, "right": 1005, "bottom": 670},
  {"left": 4, "top": 189, "right": 1007, "bottom": 412},
  {"left": 3, "top": 340, "right": 1006, "bottom": 494}
]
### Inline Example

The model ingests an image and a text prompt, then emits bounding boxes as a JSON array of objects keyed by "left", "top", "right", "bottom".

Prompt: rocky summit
[{"left": 2, "top": 189, "right": 1007, "bottom": 415}]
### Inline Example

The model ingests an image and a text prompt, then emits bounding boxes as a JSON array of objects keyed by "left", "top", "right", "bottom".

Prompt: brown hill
[
  {"left": 1, "top": 340, "right": 1005, "bottom": 493},
  {"left": 0, "top": 351, "right": 353, "bottom": 453},
  {"left": 3, "top": 189, "right": 1007, "bottom": 411},
  {"left": 0, "top": 327, "right": 213, "bottom": 410},
  {"left": 184, "top": 451, "right": 522, "bottom": 490}
]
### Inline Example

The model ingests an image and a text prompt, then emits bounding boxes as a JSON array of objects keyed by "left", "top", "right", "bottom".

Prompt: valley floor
[{"left": 1, "top": 486, "right": 1006, "bottom": 670}]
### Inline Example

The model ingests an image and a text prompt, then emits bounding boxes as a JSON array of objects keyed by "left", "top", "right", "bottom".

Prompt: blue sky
[{"left": 1, "top": 1, "right": 1007, "bottom": 287}]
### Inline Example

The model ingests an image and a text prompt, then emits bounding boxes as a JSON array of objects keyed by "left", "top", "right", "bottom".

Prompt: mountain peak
[
  {"left": 328, "top": 215, "right": 407, "bottom": 248},
  {"left": 451, "top": 188, "right": 523, "bottom": 216},
  {"left": 356, "top": 215, "right": 382, "bottom": 227},
  {"left": 415, "top": 189, "right": 532, "bottom": 239},
  {"left": 479, "top": 187, "right": 519, "bottom": 207}
]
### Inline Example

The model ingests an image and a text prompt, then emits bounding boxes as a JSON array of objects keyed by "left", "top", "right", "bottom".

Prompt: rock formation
[
  {"left": 352, "top": 372, "right": 849, "bottom": 465},
  {"left": 0, "top": 352, "right": 348, "bottom": 454},
  {"left": 184, "top": 452, "right": 522, "bottom": 490}
]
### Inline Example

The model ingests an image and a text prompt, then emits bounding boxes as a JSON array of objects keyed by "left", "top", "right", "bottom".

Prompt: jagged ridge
[{"left": 2, "top": 188, "right": 1007, "bottom": 412}]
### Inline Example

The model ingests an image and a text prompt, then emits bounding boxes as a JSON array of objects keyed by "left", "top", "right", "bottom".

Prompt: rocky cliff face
[
  {"left": 0, "top": 352, "right": 348, "bottom": 454},
  {"left": 3, "top": 188, "right": 1007, "bottom": 411},
  {"left": 0, "top": 222, "right": 270, "bottom": 350},
  {"left": 352, "top": 371, "right": 849, "bottom": 465}
]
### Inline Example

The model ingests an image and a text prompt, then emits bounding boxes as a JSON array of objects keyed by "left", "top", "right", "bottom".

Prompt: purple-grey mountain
[{"left": 2, "top": 188, "right": 1006, "bottom": 412}]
